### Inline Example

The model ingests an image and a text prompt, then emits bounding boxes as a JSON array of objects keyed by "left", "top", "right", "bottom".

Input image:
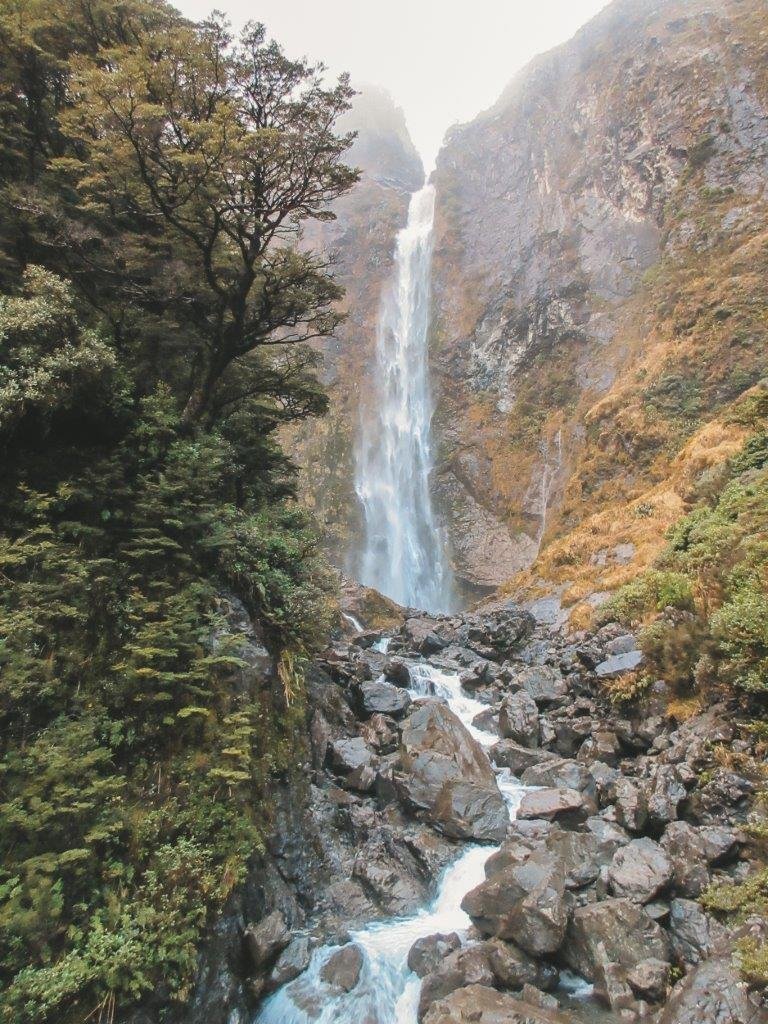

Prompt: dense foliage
[{"left": 0, "top": 2, "right": 355, "bottom": 1020}]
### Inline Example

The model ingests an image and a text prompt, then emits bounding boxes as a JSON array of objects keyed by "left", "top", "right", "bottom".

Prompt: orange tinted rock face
[
  {"left": 293, "top": 4, "right": 768, "bottom": 611},
  {"left": 429, "top": 0, "right": 768, "bottom": 600}
]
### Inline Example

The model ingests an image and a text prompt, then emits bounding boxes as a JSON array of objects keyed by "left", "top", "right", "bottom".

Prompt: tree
[
  {"left": 61, "top": 16, "right": 359, "bottom": 426},
  {"left": 0, "top": 0, "right": 177, "bottom": 282}
]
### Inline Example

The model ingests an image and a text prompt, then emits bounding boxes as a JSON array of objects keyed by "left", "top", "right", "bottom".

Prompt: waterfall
[{"left": 355, "top": 184, "right": 454, "bottom": 613}]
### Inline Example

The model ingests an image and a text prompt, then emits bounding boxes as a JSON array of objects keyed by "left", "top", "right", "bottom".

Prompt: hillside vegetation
[{"left": 0, "top": 2, "right": 354, "bottom": 1020}]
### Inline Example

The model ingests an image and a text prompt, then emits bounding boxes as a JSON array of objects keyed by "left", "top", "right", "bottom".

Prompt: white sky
[{"left": 175, "top": 0, "right": 611, "bottom": 170}]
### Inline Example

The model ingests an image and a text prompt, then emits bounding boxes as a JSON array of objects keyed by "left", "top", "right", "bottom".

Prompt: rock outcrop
[{"left": 428, "top": 0, "right": 768, "bottom": 601}]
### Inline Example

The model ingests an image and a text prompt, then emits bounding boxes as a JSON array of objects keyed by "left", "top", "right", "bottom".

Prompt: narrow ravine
[{"left": 256, "top": 655, "right": 528, "bottom": 1024}]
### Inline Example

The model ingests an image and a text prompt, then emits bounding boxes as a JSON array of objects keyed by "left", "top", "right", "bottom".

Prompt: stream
[{"left": 256, "top": 656, "right": 531, "bottom": 1024}]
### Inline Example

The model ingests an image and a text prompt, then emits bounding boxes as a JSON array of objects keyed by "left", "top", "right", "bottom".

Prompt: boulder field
[{"left": 170, "top": 599, "right": 768, "bottom": 1024}]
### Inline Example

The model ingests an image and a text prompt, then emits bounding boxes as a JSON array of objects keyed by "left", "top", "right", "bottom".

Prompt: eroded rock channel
[{"left": 193, "top": 601, "right": 767, "bottom": 1024}]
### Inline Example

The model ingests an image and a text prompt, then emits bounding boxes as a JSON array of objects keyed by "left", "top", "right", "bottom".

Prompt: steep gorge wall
[{"left": 429, "top": 0, "right": 768, "bottom": 609}]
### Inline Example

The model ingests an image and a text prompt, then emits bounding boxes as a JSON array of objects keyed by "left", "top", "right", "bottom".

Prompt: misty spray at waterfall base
[{"left": 355, "top": 184, "right": 454, "bottom": 613}]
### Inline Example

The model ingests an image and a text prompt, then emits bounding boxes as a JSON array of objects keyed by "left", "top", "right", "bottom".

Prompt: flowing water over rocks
[
  {"left": 355, "top": 184, "right": 454, "bottom": 612},
  {"left": 239, "top": 604, "right": 767, "bottom": 1024},
  {"left": 256, "top": 657, "right": 528, "bottom": 1024}
]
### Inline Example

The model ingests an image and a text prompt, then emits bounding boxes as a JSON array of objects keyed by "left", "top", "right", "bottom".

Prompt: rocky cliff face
[
  {"left": 288, "top": 87, "right": 423, "bottom": 568},
  {"left": 430, "top": 0, "right": 768, "bottom": 607}
]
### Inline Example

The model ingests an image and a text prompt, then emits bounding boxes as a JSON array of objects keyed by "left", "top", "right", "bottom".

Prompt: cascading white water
[
  {"left": 355, "top": 184, "right": 454, "bottom": 613},
  {"left": 255, "top": 660, "right": 529, "bottom": 1024}
]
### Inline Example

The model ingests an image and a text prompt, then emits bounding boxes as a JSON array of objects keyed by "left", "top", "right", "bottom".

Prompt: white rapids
[
  {"left": 355, "top": 184, "right": 454, "bottom": 613},
  {"left": 255, "top": 660, "right": 527, "bottom": 1024}
]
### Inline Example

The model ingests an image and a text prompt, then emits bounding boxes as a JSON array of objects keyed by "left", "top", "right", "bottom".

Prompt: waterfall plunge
[{"left": 355, "top": 184, "right": 454, "bottom": 613}]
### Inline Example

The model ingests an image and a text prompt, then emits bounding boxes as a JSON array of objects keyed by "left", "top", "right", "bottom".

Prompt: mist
[{"left": 174, "top": 0, "right": 611, "bottom": 170}]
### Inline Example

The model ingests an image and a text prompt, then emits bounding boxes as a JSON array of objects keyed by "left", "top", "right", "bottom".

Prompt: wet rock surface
[{"left": 170, "top": 600, "right": 767, "bottom": 1024}]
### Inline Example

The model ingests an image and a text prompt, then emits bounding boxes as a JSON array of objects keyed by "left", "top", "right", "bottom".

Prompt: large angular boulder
[
  {"left": 319, "top": 943, "right": 363, "bottom": 992},
  {"left": 456, "top": 608, "right": 535, "bottom": 661},
  {"left": 607, "top": 837, "right": 672, "bottom": 903},
  {"left": 595, "top": 650, "right": 643, "bottom": 677},
  {"left": 244, "top": 910, "right": 290, "bottom": 972},
  {"left": 480, "top": 938, "right": 557, "bottom": 991},
  {"left": 626, "top": 958, "right": 670, "bottom": 1003},
  {"left": 646, "top": 763, "right": 687, "bottom": 827},
  {"left": 657, "top": 956, "right": 762, "bottom": 1024},
  {"left": 396, "top": 701, "right": 508, "bottom": 841},
  {"left": 521, "top": 758, "right": 598, "bottom": 808},
  {"left": 552, "top": 715, "right": 595, "bottom": 758},
  {"left": 384, "top": 656, "right": 413, "bottom": 687},
  {"left": 546, "top": 830, "right": 601, "bottom": 888},
  {"left": 613, "top": 777, "right": 649, "bottom": 833},
  {"left": 417, "top": 946, "right": 495, "bottom": 1020},
  {"left": 564, "top": 898, "right": 670, "bottom": 981},
  {"left": 490, "top": 740, "right": 559, "bottom": 775},
  {"left": 517, "top": 787, "right": 589, "bottom": 824},
  {"left": 660, "top": 821, "right": 711, "bottom": 897},
  {"left": 461, "top": 846, "right": 569, "bottom": 955},
  {"left": 352, "top": 835, "right": 429, "bottom": 915},
  {"left": 516, "top": 665, "right": 569, "bottom": 706},
  {"left": 402, "top": 616, "right": 452, "bottom": 655},
  {"left": 423, "top": 984, "right": 570, "bottom": 1024},
  {"left": 499, "top": 691, "right": 540, "bottom": 748},
  {"left": 407, "top": 932, "right": 461, "bottom": 977},
  {"left": 268, "top": 933, "right": 311, "bottom": 989},
  {"left": 358, "top": 678, "right": 412, "bottom": 718},
  {"left": 668, "top": 898, "right": 727, "bottom": 964},
  {"left": 329, "top": 736, "right": 376, "bottom": 774}
]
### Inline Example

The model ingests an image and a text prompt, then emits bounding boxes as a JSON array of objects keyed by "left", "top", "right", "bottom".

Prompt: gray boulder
[
  {"left": 700, "top": 824, "right": 741, "bottom": 864},
  {"left": 657, "top": 956, "right": 762, "bottom": 1024},
  {"left": 626, "top": 958, "right": 670, "bottom": 1003},
  {"left": 329, "top": 736, "right": 376, "bottom": 774},
  {"left": 489, "top": 740, "right": 559, "bottom": 775},
  {"left": 396, "top": 701, "right": 508, "bottom": 841},
  {"left": 384, "top": 656, "right": 413, "bottom": 687},
  {"left": 547, "top": 830, "right": 601, "bottom": 888},
  {"left": 564, "top": 898, "right": 670, "bottom": 981},
  {"left": 521, "top": 758, "right": 598, "bottom": 808},
  {"left": 418, "top": 946, "right": 495, "bottom": 1020},
  {"left": 661, "top": 821, "right": 711, "bottom": 897},
  {"left": 578, "top": 730, "right": 621, "bottom": 767},
  {"left": 613, "top": 777, "right": 648, "bottom": 833},
  {"left": 457, "top": 607, "right": 535, "bottom": 660},
  {"left": 608, "top": 837, "right": 672, "bottom": 903},
  {"left": 358, "top": 678, "right": 412, "bottom": 718},
  {"left": 595, "top": 650, "right": 643, "bottom": 677},
  {"left": 268, "top": 933, "right": 311, "bottom": 989},
  {"left": 319, "top": 943, "right": 363, "bottom": 992},
  {"left": 552, "top": 716, "right": 594, "bottom": 757},
  {"left": 499, "top": 691, "right": 540, "bottom": 748},
  {"left": 423, "top": 984, "right": 571, "bottom": 1024},
  {"left": 516, "top": 665, "right": 569, "bottom": 706},
  {"left": 517, "top": 787, "right": 589, "bottom": 824},
  {"left": 407, "top": 932, "right": 461, "bottom": 977},
  {"left": 461, "top": 846, "right": 569, "bottom": 955},
  {"left": 482, "top": 938, "right": 557, "bottom": 991},
  {"left": 244, "top": 910, "right": 290, "bottom": 972},
  {"left": 646, "top": 764, "right": 687, "bottom": 827},
  {"left": 668, "top": 898, "right": 727, "bottom": 964},
  {"left": 584, "top": 816, "right": 631, "bottom": 859}
]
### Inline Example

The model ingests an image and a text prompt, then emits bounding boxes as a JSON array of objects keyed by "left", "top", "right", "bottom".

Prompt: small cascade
[
  {"left": 342, "top": 611, "right": 364, "bottom": 633},
  {"left": 355, "top": 185, "right": 454, "bottom": 613},
  {"left": 256, "top": 660, "right": 528, "bottom": 1024}
]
